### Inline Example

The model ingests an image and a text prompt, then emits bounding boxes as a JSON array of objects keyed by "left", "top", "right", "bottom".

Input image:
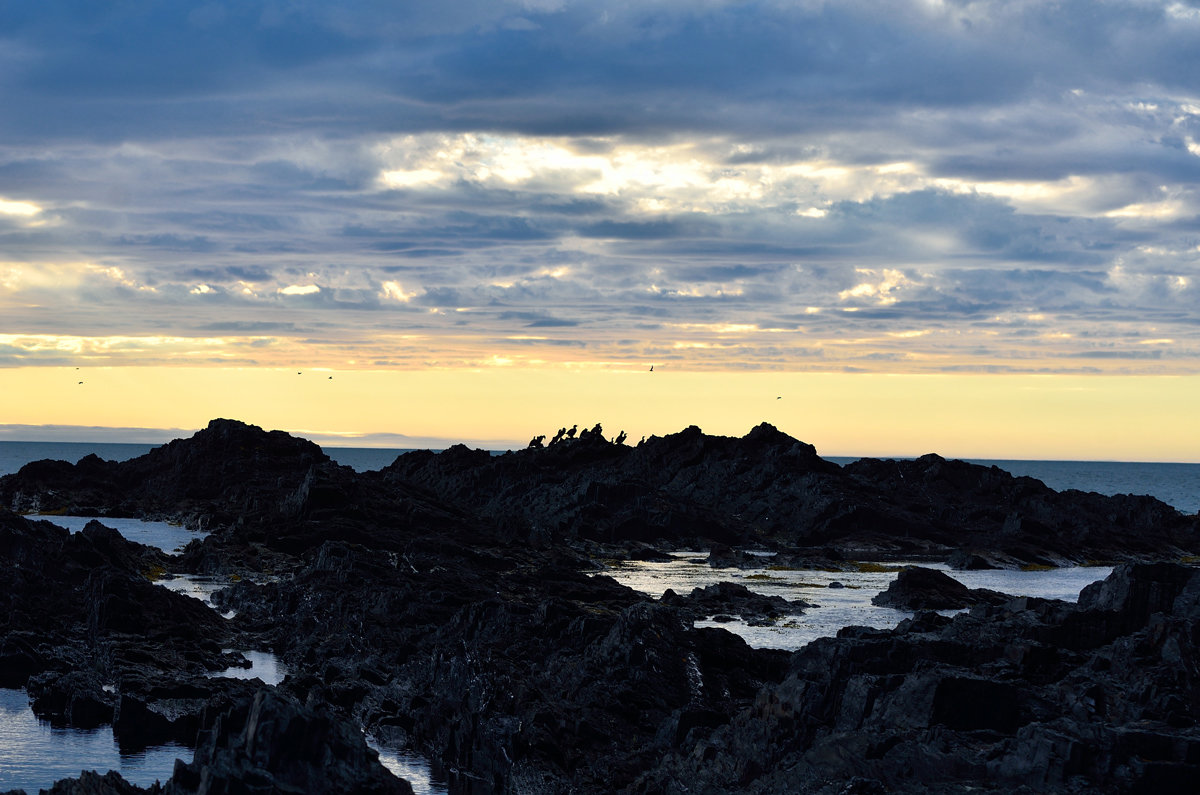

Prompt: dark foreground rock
[
  {"left": 634, "top": 562, "right": 1200, "bottom": 793},
  {"left": 5, "top": 690, "right": 410, "bottom": 795},
  {"left": 38, "top": 770, "right": 154, "bottom": 795},
  {"left": 0, "top": 510, "right": 232, "bottom": 704},
  {"left": 662, "top": 581, "right": 811, "bottom": 625},
  {"left": 4, "top": 420, "right": 1200, "bottom": 794},
  {"left": 167, "top": 689, "right": 411, "bottom": 795},
  {"left": 213, "top": 540, "right": 790, "bottom": 793},
  {"left": 4, "top": 419, "right": 1197, "bottom": 566},
  {"left": 871, "top": 566, "right": 1012, "bottom": 610}
]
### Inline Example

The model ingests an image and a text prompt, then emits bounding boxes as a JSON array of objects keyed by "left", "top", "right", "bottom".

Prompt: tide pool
[{"left": 603, "top": 553, "right": 1112, "bottom": 650}]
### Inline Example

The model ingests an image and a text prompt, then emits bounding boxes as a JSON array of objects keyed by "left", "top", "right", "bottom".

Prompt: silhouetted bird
[
  {"left": 649, "top": 365, "right": 654, "bottom": 372},
  {"left": 77, "top": 381, "right": 83, "bottom": 385}
]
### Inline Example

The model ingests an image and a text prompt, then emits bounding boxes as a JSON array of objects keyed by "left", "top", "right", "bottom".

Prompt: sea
[{"left": 0, "top": 439, "right": 1197, "bottom": 793}]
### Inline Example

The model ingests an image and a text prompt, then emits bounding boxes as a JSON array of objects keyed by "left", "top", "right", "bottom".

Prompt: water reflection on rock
[
  {"left": 0, "top": 687, "right": 186, "bottom": 794},
  {"left": 210, "top": 650, "right": 288, "bottom": 686}
]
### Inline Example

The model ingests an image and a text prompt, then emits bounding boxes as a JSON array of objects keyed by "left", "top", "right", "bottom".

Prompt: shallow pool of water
[
  {"left": 0, "top": 688, "right": 186, "bottom": 794},
  {"left": 368, "top": 737, "right": 450, "bottom": 795},
  {"left": 603, "top": 553, "right": 1112, "bottom": 650},
  {"left": 210, "top": 650, "right": 288, "bottom": 686},
  {"left": 155, "top": 573, "right": 234, "bottom": 615},
  {"left": 26, "top": 515, "right": 207, "bottom": 554}
]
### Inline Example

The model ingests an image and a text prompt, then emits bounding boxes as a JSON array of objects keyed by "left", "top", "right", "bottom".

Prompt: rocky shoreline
[{"left": 2, "top": 419, "right": 1199, "bottom": 793}]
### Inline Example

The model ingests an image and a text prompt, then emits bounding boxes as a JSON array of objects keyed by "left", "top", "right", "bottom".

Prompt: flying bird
[{"left": 649, "top": 365, "right": 654, "bottom": 372}]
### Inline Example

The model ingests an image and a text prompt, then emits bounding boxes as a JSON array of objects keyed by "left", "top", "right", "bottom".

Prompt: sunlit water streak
[
  {"left": 368, "top": 738, "right": 451, "bottom": 795},
  {"left": 604, "top": 553, "right": 1112, "bottom": 650},
  {"left": 155, "top": 573, "right": 230, "bottom": 612}
]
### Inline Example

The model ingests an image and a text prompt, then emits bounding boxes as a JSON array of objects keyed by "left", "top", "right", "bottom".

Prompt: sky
[{"left": 2, "top": 1, "right": 1199, "bottom": 459}]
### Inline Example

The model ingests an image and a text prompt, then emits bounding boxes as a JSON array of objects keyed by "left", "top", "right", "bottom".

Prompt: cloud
[{"left": 0, "top": 1, "right": 1199, "bottom": 375}]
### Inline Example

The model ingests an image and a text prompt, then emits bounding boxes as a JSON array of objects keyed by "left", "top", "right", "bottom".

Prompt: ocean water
[{"left": 0, "top": 508, "right": 440, "bottom": 794}]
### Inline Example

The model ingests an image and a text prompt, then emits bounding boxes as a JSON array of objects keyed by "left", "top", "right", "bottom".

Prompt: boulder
[
  {"left": 871, "top": 566, "right": 1011, "bottom": 610},
  {"left": 661, "top": 581, "right": 810, "bottom": 624}
]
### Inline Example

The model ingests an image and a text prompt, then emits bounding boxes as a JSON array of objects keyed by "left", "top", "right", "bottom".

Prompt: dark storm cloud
[{"left": 0, "top": 1, "right": 1190, "bottom": 141}]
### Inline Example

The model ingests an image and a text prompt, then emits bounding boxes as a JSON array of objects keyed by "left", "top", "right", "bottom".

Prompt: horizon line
[{"left": 0, "top": 422, "right": 1196, "bottom": 465}]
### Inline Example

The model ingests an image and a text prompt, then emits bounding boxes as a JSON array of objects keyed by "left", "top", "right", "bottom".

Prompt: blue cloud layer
[{"left": 1, "top": 1, "right": 1198, "bottom": 373}]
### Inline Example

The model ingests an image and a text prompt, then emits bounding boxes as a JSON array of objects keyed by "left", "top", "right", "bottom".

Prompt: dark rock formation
[
  {"left": 212, "top": 539, "right": 790, "bottom": 792},
  {"left": 4, "top": 420, "right": 1200, "bottom": 794},
  {"left": 370, "top": 422, "right": 1198, "bottom": 565},
  {"left": 4, "top": 420, "right": 1196, "bottom": 566},
  {"left": 167, "top": 689, "right": 410, "bottom": 794},
  {"left": 871, "top": 566, "right": 1012, "bottom": 610},
  {"left": 0, "top": 420, "right": 331, "bottom": 529},
  {"left": 633, "top": 562, "right": 1200, "bottom": 793},
  {"left": 0, "top": 510, "right": 230, "bottom": 695},
  {"left": 40, "top": 770, "right": 156, "bottom": 795},
  {"left": 662, "top": 581, "right": 811, "bottom": 625}
]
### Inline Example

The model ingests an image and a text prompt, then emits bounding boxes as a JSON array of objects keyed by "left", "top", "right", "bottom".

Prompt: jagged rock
[
  {"left": 166, "top": 689, "right": 411, "bottom": 794},
  {"left": 871, "top": 566, "right": 1011, "bottom": 610},
  {"left": 5, "top": 420, "right": 1197, "bottom": 565},
  {"left": 946, "top": 549, "right": 1000, "bottom": 570},
  {"left": 633, "top": 562, "right": 1200, "bottom": 794},
  {"left": 43, "top": 770, "right": 155, "bottom": 794},
  {"left": 0, "top": 510, "right": 230, "bottom": 693},
  {"left": 5, "top": 421, "right": 1200, "bottom": 794},
  {"left": 0, "top": 419, "right": 334, "bottom": 529},
  {"left": 26, "top": 669, "right": 117, "bottom": 729},
  {"left": 662, "top": 581, "right": 810, "bottom": 624}
]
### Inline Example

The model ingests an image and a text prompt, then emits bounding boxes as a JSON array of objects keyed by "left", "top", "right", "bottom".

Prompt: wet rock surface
[
  {"left": 870, "top": 566, "right": 1012, "bottom": 610},
  {"left": 662, "top": 581, "right": 811, "bottom": 625},
  {"left": 2, "top": 419, "right": 1199, "bottom": 793},
  {"left": 633, "top": 562, "right": 1200, "bottom": 794},
  {"left": 167, "top": 688, "right": 411, "bottom": 794}
]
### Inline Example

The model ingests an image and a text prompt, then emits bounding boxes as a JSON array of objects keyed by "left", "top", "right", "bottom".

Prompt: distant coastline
[{"left": 0, "top": 423, "right": 521, "bottom": 452}]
